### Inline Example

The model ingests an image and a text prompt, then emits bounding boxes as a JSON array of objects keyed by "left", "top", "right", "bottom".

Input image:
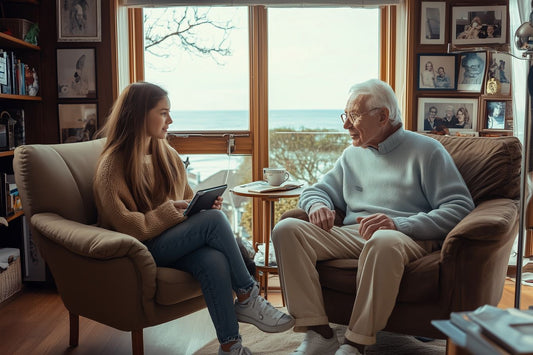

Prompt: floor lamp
[{"left": 514, "top": 15, "right": 533, "bottom": 308}]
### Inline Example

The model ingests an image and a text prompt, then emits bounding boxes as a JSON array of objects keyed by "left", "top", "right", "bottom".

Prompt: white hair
[{"left": 348, "top": 79, "right": 402, "bottom": 127}]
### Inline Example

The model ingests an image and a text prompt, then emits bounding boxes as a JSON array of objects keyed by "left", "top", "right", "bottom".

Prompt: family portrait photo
[
  {"left": 418, "top": 97, "right": 478, "bottom": 133},
  {"left": 418, "top": 54, "right": 456, "bottom": 90},
  {"left": 457, "top": 51, "right": 486, "bottom": 92},
  {"left": 57, "top": 0, "right": 101, "bottom": 41},
  {"left": 420, "top": 2, "right": 445, "bottom": 45},
  {"left": 452, "top": 5, "right": 507, "bottom": 45}
]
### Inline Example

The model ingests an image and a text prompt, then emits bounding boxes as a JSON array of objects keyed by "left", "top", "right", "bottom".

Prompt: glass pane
[
  {"left": 268, "top": 7, "right": 380, "bottom": 194},
  {"left": 185, "top": 153, "right": 252, "bottom": 237},
  {"left": 143, "top": 7, "right": 250, "bottom": 132}
]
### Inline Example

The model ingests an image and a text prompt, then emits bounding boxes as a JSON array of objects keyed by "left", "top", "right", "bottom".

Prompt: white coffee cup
[{"left": 263, "top": 167, "right": 289, "bottom": 186}]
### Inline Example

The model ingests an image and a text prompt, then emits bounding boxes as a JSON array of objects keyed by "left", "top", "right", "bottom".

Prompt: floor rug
[{"left": 194, "top": 322, "right": 446, "bottom": 354}]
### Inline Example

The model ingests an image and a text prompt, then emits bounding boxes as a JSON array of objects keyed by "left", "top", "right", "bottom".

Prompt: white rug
[{"left": 194, "top": 322, "right": 446, "bottom": 354}]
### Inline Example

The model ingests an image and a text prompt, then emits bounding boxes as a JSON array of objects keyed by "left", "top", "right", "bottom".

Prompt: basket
[
  {"left": 0, "top": 18, "right": 33, "bottom": 41},
  {"left": 0, "top": 256, "right": 22, "bottom": 303}
]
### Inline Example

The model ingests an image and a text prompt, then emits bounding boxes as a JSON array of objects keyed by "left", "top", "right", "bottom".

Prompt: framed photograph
[
  {"left": 417, "top": 97, "right": 478, "bottom": 133},
  {"left": 57, "top": 48, "right": 97, "bottom": 99},
  {"left": 486, "top": 51, "right": 512, "bottom": 96},
  {"left": 452, "top": 5, "right": 507, "bottom": 46},
  {"left": 482, "top": 99, "right": 513, "bottom": 131},
  {"left": 57, "top": 0, "right": 101, "bottom": 42},
  {"left": 457, "top": 51, "right": 486, "bottom": 92},
  {"left": 417, "top": 53, "right": 456, "bottom": 90},
  {"left": 58, "top": 103, "right": 98, "bottom": 143},
  {"left": 420, "top": 2, "right": 446, "bottom": 45}
]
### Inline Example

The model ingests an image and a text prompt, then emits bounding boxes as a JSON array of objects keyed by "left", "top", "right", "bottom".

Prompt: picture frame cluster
[
  {"left": 55, "top": 0, "right": 101, "bottom": 144},
  {"left": 417, "top": 2, "right": 512, "bottom": 137}
]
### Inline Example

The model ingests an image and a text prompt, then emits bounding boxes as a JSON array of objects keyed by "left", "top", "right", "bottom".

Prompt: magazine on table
[{"left": 240, "top": 181, "right": 304, "bottom": 193}]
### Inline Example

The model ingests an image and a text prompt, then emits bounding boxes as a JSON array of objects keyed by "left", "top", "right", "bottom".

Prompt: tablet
[{"left": 183, "top": 184, "right": 228, "bottom": 217}]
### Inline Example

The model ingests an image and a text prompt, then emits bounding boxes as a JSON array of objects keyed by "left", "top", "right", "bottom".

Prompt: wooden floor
[{"left": 0, "top": 276, "right": 531, "bottom": 355}]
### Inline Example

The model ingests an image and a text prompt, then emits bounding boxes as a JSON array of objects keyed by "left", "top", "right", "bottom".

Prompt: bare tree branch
[{"left": 144, "top": 7, "right": 236, "bottom": 65}]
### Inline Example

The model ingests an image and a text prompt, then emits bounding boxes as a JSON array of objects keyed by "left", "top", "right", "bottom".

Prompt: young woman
[{"left": 93, "top": 82, "right": 294, "bottom": 355}]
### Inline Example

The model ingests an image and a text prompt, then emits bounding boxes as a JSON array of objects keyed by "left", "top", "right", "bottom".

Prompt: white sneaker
[
  {"left": 335, "top": 344, "right": 362, "bottom": 355},
  {"left": 290, "top": 330, "right": 340, "bottom": 355},
  {"left": 234, "top": 283, "right": 295, "bottom": 333},
  {"left": 218, "top": 341, "right": 253, "bottom": 355}
]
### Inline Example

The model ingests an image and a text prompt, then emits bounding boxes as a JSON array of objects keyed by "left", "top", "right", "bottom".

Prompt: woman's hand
[
  {"left": 172, "top": 200, "right": 189, "bottom": 214},
  {"left": 212, "top": 196, "right": 223, "bottom": 210}
]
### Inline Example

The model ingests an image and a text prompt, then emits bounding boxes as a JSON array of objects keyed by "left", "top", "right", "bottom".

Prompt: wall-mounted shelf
[
  {"left": 0, "top": 93, "right": 41, "bottom": 101},
  {"left": 0, "top": 32, "right": 40, "bottom": 50},
  {"left": 6, "top": 210, "right": 23, "bottom": 223},
  {"left": 0, "top": 151, "right": 15, "bottom": 158}
]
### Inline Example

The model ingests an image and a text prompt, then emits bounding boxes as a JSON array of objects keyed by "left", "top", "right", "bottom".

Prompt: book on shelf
[{"left": 243, "top": 181, "right": 304, "bottom": 193}]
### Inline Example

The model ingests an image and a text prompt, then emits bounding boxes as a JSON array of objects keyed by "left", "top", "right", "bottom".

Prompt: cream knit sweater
[{"left": 93, "top": 150, "right": 193, "bottom": 242}]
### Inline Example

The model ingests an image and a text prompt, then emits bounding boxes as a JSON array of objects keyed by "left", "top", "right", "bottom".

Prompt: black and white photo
[
  {"left": 457, "top": 51, "right": 486, "bottom": 93},
  {"left": 57, "top": 48, "right": 97, "bottom": 99},
  {"left": 420, "top": 2, "right": 446, "bottom": 45},
  {"left": 57, "top": 0, "right": 101, "bottom": 42}
]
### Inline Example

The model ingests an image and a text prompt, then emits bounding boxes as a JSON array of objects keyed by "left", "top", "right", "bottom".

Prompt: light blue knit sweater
[{"left": 298, "top": 128, "right": 475, "bottom": 240}]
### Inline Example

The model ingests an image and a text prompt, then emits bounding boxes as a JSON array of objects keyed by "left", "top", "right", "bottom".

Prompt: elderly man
[{"left": 271, "top": 79, "right": 474, "bottom": 355}]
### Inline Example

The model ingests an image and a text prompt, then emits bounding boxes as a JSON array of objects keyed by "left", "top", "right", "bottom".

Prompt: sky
[{"left": 144, "top": 6, "right": 380, "bottom": 111}]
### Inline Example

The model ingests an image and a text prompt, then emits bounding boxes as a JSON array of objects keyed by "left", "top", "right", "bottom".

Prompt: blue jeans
[{"left": 143, "top": 209, "right": 255, "bottom": 344}]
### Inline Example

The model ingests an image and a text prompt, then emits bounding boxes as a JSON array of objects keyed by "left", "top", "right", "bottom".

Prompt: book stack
[
  {"left": 0, "top": 50, "right": 37, "bottom": 96},
  {"left": 436, "top": 305, "right": 533, "bottom": 355},
  {"left": 0, "top": 173, "right": 20, "bottom": 217}
]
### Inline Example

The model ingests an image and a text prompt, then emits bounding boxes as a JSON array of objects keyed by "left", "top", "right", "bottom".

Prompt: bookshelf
[{"left": 0, "top": 1, "right": 42, "bottom": 286}]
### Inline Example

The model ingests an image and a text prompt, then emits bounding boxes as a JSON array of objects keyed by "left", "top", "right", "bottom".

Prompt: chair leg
[
  {"left": 69, "top": 312, "right": 79, "bottom": 347},
  {"left": 132, "top": 329, "right": 144, "bottom": 355}
]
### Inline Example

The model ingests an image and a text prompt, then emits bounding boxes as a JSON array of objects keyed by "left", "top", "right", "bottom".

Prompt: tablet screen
[{"left": 183, "top": 184, "right": 228, "bottom": 216}]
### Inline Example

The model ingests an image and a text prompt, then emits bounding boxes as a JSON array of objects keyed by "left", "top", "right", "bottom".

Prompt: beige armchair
[
  {"left": 13, "top": 139, "right": 205, "bottom": 355},
  {"left": 280, "top": 134, "right": 521, "bottom": 339}
]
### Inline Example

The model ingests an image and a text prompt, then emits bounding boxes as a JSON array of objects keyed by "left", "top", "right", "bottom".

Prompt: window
[
  {"left": 268, "top": 8, "right": 379, "bottom": 186},
  {"left": 133, "top": 4, "right": 385, "bottom": 242}
]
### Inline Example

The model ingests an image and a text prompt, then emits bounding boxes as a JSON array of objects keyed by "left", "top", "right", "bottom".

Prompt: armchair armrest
[
  {"left": 31, "top": 212, "right": 158, "bottom": 320},
  {"left": 439, "top": 198, "right": 519, "bottom": 309}
]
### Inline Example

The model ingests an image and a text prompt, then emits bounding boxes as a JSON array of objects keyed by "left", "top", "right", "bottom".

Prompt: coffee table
[{"left": 231, "top": 183, "right": 304, "bottom": 300}]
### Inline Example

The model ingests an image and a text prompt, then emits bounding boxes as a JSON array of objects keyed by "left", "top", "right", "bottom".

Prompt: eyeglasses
[{"left": 340, "top": 107, "right": 381, "bottom": 125}]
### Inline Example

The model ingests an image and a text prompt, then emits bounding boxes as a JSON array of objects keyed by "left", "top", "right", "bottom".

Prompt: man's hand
[
  {"left": 308, "top": 203, "right": 336, "bottom": 231},
  {"left": 357, "top": 213, "right": 396, "bottom": 240}
]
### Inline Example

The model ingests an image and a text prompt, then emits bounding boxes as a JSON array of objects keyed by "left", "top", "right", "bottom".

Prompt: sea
[{"left": 169, "top": 109, "right": 347, "bottom": 181}]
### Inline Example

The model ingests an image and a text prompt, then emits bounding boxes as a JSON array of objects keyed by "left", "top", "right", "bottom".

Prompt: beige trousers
[{"left": 271, "top": 217, "right": 436, "bottom": 345}]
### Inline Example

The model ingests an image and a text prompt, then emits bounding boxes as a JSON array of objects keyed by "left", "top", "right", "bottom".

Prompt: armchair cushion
[{"left": 425, "top": 135, "right": 521, "bottom": 204}]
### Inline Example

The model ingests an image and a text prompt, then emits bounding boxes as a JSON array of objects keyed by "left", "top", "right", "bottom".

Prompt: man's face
[
  {"left": 343, "top": 94, "right": 384, "bottom": 149},
  {"left": 464, "top": 58, "right": 482, "bottom": 78},
  {"left": 445, "top": 110, "right": 453, "bottom": 119},
  {"left": 438, "top": 68, "right": 445, "bottom": 77},
  {"left": 429, "top": 108, "right": 437, "bottom": 119}
]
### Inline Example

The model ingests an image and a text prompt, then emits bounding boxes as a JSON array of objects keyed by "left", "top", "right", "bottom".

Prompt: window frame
[{"left": 125, "top": 4, "right": 396, "bottom": 244}]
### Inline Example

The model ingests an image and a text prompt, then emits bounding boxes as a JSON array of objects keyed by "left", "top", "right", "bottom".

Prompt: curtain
[{"left": 120, "top": 0, "right": 400, "bottom": 7}]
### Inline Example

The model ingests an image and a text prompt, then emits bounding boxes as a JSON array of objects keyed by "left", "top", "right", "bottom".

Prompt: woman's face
[
  {"left": 426, "top": 62, "right": 433, "bottom": 70},
  {"left": 146, "top": 97, "right": 172, "bottom": 140},
  {"left": 493, "top": 104, "right": 501, "bottom": 117},
  {"left": 456, "top": 110, "right": 465, "bottom": 123}
]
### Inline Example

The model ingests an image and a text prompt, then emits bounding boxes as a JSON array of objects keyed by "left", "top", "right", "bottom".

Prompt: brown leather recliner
[
  {"left": 13, "top": 139, "right": 206, "bottom": 355},
  {"left": 280, "top": 134, "right": 521, "bottom": 338}
]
